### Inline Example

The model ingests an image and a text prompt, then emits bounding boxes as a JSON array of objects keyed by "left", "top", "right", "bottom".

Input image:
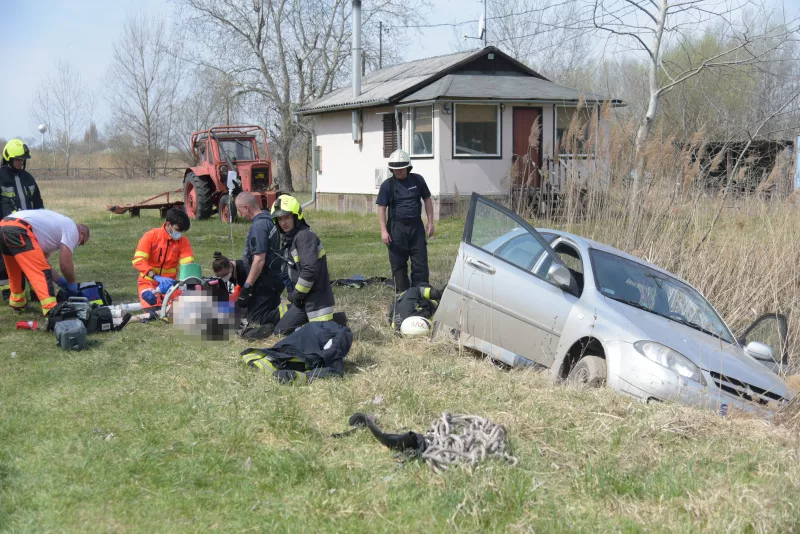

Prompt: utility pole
[{"left": 379, "top": 21, "right": 383, "bottom": 69}]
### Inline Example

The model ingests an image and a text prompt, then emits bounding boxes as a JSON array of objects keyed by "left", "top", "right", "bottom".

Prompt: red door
[{"left": 512, "top": 108, "right": 542, "bottom": 188}]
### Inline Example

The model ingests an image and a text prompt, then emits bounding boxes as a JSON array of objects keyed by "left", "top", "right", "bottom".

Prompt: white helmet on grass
[{"left": 400, "top": 316, "right": 432, "bottom": 337}]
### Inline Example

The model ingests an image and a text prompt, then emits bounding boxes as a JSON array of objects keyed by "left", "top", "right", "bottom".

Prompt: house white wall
[
  {"left": 314, "top": 107, "right": 393, "bottom": 195},
  {"left": 311, "top": 102, "right": 605, "bottom": 215}
]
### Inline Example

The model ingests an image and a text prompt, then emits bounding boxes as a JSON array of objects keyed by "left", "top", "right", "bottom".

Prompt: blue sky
[{"left": 2, "top": 0, "right": 797, "bottom": 141}]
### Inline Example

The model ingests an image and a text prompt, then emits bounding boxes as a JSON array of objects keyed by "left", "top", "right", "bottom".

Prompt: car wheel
[{"left": 567, "top": 355, "right": 607, "bottom": 388}]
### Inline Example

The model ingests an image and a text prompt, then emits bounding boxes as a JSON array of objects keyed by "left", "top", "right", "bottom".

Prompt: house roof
[
  {"left": 398, "top": 73, "right": 619, "bottom": 105},
  {"left": 298, "top": 46, "right": 562, "bottom": 115}
]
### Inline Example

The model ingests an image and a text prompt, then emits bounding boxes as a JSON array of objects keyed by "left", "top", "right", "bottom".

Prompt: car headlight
[{"left": 634, "top": 341, "right": 706, "bottom": 385}]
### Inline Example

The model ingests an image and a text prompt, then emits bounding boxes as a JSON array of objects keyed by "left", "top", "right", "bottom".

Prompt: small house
[{"left": 298, "top": 46, "right": 621, "bottom": 218}]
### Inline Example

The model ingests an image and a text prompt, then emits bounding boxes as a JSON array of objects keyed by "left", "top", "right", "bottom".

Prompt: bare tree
[
  {"left": 31, "top": 60, "right": 93, "bottom": 170},
  {"left": 105, "top": 14, "right": 183, "bottom": 175},
  {"left": 172, "top": 67, "right": 245, "bottom": 162},
  {"left": 177, "top": 0, "right": 425, "bottom": 192},
  {"left": 484, "top": 0, "right": 595, "bottom": 88},
  {"left": 589, "top": 0, "right": 799, "bottom": 210}
]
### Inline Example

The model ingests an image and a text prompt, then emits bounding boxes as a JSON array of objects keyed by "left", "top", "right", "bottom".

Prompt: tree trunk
[
  {"left": 276, "top": 137, "right": 294, "bottom": 192},
  {"left": 627, "top": 0, "right": 668, "bottom": 242}
]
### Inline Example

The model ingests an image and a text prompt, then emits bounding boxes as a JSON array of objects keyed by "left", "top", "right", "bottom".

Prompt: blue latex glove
[
  {"left": 141, "top": 290, "right": 158, "bottom": 306},
  {"left": 154, "top": 275, "right": 175, "bottom": 294},
  {"left": 65, "top": 282, "right": 79, "bottom": 296},
  {"left": 56, "top": 276, "right": 69, "bottom": 290},
  {"left": 217, "top": 302, "right": 235, "bottom": 315}
]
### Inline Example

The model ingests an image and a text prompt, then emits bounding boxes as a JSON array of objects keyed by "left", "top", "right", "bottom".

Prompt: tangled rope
[{"left": 421, "top": 413, "right": 518, "bottom": 473}]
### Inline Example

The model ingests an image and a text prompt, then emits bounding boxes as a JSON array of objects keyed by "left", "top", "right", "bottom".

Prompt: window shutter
[{"left": 383, "top": 114, "right": 397, "bottom": 157}]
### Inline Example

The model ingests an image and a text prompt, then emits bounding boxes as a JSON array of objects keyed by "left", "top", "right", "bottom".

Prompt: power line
[{"left": 386, "top": 0, "right": 577, "bottom": 30}]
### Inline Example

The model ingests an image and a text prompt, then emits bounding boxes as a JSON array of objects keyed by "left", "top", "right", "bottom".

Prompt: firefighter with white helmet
[
  {"left": 0, "top": 139, "right": 45, "bottom": 302},
  {"left": 376, "top": 148, "right": 434, "bottom": 292}
]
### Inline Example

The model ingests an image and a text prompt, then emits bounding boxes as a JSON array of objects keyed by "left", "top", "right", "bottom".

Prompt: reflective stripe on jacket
[
  {"left": 0, "top": 165, "right": 44, "bottom": 218},
  {"left": 283, "top": 222, "right": 335, "bottom": 322},
  {"left": 132, "top": 224, "right": 194, "bottom": 280}
]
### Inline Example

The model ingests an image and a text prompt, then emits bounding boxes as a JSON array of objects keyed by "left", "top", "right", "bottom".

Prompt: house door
[{"left": 512, "top": 107, "right": 542, "bottom": 188}]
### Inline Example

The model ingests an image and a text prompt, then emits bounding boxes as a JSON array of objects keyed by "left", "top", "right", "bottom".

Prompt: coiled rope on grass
[{"left": 421, "top": 413, "right": 518, "bottom": 473}]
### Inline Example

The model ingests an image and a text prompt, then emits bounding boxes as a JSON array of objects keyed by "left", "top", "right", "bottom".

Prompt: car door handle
[{"left": 466, "top": 257, "right": 496, "bottom": 275}]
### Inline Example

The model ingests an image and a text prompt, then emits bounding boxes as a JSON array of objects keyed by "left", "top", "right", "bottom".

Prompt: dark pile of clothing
[{"left": 241, "top": 321, "right": 353, "bottom": 384}]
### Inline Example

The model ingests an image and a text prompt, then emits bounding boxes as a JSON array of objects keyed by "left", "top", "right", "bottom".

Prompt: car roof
[{"left": 537, "top": 228, "right": 694, "bottom": 286}]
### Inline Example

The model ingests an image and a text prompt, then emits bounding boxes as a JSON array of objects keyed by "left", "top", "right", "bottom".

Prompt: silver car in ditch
[{"left": 433, "top": 193, "right": 793, "bottom": 415}]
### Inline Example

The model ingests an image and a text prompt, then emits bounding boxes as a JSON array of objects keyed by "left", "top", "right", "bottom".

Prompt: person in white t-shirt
[{"left": 0, "top": 209, "right": 90, "bottom": 315}]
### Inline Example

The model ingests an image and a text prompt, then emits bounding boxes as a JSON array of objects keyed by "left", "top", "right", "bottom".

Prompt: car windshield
[
  {"left": 219, "top": 139, "right": 255, "bottom": 162},
  {"left": 590, "top": 249, "right": 734, "bottom": 344}
]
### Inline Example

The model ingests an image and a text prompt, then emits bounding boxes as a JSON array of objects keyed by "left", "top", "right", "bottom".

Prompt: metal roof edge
[
  {"left": 397, "top": 96, "right": 626, "bottom": 107},
  {"left": 296, "top": 99, "right": 393, "bottom": 116}
]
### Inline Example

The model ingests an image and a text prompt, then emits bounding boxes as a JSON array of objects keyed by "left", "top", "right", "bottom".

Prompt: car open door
[{"left": 433, "top": 193, "right": 579, "bottom": 368}]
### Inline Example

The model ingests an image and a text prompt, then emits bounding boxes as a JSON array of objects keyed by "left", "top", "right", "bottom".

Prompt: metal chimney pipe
[
  {"left": 351, "top": 0, "right": 362, "bottom": 142},
  {"left": 352, "top": 0, "right": 362, "bottom": 98}
]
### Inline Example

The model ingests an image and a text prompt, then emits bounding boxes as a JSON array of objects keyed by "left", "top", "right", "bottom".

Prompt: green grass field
[{"left": 1, "top": 178, "right": 800, "bottom": 533}]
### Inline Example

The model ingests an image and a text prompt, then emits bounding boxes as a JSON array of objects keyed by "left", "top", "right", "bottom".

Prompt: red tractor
[
  {"left": 185, "top": 125, "right": 277, "bottom": 221},
  {"left": 108, "top": 125, "right": 278, "bottom": 222}
]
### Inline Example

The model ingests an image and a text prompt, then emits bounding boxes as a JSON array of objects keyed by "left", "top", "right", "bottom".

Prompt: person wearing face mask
[
  {"left": 131, "top": 208, "right": 194, "bottom": 308},
  {"left": 211, "top": 251, "right": 248, "bottom": 302}
]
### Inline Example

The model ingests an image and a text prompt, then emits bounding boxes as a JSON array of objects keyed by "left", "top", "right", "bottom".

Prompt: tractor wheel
[
  {"left": 219, "top": 194, "right": 237, "bottom": 223},
  {"left": 184, "top": 172, "right": 213, "bottom": 220}
]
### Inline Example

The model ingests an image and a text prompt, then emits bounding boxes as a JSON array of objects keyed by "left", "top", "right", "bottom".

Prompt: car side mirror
[
  {"left": 546, "top": 263, "right": 574, "bottom": 293},
  {"left": 745, "top": 341, "right": 774, "bottom": 362}
]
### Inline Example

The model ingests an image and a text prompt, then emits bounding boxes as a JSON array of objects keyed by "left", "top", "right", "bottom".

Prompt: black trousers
[
  {"left": 387, "top": 219, "right": 428, "bottom": 293},
  {"left": 273, "top": 304, "right": 307, "bottom": 336},
  {"left": 246, "top": 278, "right": 281, "bottom": 326}
]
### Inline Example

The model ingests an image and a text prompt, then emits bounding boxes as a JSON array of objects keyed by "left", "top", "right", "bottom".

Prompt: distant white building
[{"left": 298, "top": 46, "right": 621, "bottom": 218}]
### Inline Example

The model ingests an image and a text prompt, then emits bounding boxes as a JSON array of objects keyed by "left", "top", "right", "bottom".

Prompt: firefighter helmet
[
  {"left": 3, "top": 139, "right": 31, "bottom": 163},
  {"left": 387, "top": 149, "right": 412, "bottom": 171},
  {"left": 270, "top": 194, "right": 304, "bottom": 221}
]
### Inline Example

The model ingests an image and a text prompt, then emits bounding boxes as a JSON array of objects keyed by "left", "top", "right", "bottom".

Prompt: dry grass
[{"left": 2, "top": 163, "right": 800, "bottom": 530}]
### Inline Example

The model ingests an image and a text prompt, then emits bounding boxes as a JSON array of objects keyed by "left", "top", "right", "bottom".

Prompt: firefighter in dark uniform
[
  {"left": 234, "top": 192, "right": 285, "bottom": 326},
  {"left": 376, "top": 149, "right": 435, "bottom": 293},
  {"left": 388, "top": 285, "right": 443, "bottom": 330},
  {"left": 270, "top": 194, "right": 335, "bottom": 335},
  {"left": 0, "top": 139, "right": 45, "bottom": 302}
]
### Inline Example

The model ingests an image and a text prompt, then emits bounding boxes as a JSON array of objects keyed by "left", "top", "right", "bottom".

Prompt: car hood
[{"left": 600, "top": 297, "right": 792, "bottom": 398}]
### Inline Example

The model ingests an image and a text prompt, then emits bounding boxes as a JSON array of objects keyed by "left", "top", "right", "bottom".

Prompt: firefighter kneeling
[{"left": 267, "top": 194, "right": 336, "bottom": 336}]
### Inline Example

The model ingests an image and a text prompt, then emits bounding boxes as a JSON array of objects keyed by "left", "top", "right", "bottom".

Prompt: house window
[
  {"left": 556, "top": 106, "right": 594, "bottom": 157},
  {"left": 454, "top": 104, "right": 501, "bottom": 157},
  {"left": 410, "top": 105, "right": 433, "bottom": 157},
  {"left": 382, "top": 113, "right": 402, "bottom": 158}
]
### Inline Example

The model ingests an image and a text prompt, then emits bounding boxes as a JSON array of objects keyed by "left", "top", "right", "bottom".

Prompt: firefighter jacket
[
  {"left": 0, "top": 164, "right": 44, "bottom": 217},
  {"left": 388, "top": 285, "right": 442, "bottom": 330},
  {"left": 241, "top": 321, "right": 353, "bottom": 383},
  {"left": 281, "top": 219, "right": 335, "bottom": 322},
  {"left": 132, "top": 224, "right": 195, "bottom": 282}
]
